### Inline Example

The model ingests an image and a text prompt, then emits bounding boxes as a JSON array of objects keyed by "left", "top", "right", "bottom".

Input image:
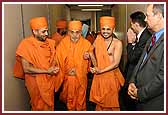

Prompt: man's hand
[
  {"left": 83, "top": 52, "right": 90, "bottom": 60},
  {"left": 90, "top": 67, "right": 96, "bottom": 73},
  {"left": 90, "top": 67, "right": 101, "bottom": 74},
  {"left": 48, "top": 66, "right": 59, "bottom": 75},
  {"left": 68, "top": 68, "right": 76, "bottom": 76},
  {"left": 127, "top": 28, "right": 136, "bottom": 44},
  {"left": 128, "top": 83, "right": 138, "bottom": 100}
]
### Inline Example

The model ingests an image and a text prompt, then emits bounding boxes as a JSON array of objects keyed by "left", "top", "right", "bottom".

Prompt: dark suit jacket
[
  {"left": 129, "top": 33, "right": 164, "bottom": 111},
  {"left": 124, "top": 28, "right": 152, "bottom": 82}
]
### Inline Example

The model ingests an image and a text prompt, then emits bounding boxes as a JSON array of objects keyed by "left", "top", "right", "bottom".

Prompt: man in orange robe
[
  {"left": 89, "top": 16, "right": 125, "bottom": 111},
  {"left": 51, "top": 19, "right": 67, "bottom": 47},
  {"left": 13, "top": 17, "right": 60, "bottom": 111},
  {"left": 56, "top": 20, "right": 96, "bottom": 111}
]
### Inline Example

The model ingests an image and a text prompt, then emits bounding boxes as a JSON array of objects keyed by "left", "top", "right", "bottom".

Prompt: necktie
[
  {"left": 140, "top": 34, "right": 156, "bottom": 69},
  {"left": 151, "top": 34, "right": 156, "bottom": 46},
  {"left": 147, "top": 34, "right": 156, "bottom": 53}
]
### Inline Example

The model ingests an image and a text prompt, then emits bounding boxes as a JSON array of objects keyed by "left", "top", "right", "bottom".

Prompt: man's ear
[
  {"left": 32, "top": 29, "right": 37, "bottom": 35},
  {"left": 157, "top": 12, "right": 163, "bottom": 19},
  {"left": 67, "top": 30, "right": 71, "bottom": 35},
  {"left": 135, "top": 22, "right": 139, "bottom": 27}
]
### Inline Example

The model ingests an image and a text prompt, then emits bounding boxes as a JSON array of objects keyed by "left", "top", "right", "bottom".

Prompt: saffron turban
[
  {"left": 68, "top": 21, "right": 82, "bottom": 31},
  {"left": 30, "top": 17, "right": 48, "bottom": 30},
  {"left": 56, "top": 19, "right": 67, "bottom": 29},
  {"left": 100, "top": 16, "right": 115, "bottom": 29}
]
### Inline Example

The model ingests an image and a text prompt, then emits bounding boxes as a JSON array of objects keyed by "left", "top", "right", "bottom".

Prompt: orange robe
[
  {"left": 13, "top": 36, "right": 57, "bottom": 111},
  {"left": 90, "top": 35, "right": 125, "bottom": 111},
  {"left": 56, "top": 35, "right": 93, "bottom": 110},
  {"left": 51, "top": 32, "right": 64, "bottom": 47}
]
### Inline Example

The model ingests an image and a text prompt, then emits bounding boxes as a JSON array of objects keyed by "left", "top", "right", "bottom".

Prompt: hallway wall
[
  {"left": 71, "top": 11, "right": 93, "bottom": 31},
  {"left": 4, "top": 4, "right": 30, "bottom": 111},
  {"left": 22, "top": 4, "right": 49, "bottom": 37},
  {"left": 49, "top": 4, "right": 70, "bottom": 35},
  {"left": 3, "top": 4, "right": 67, "bottom": 111},
  {"left": 111, "top": 4, "right": 127, "bottom": 73}
]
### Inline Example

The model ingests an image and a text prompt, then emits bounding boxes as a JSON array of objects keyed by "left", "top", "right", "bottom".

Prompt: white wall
[
  {"left": 4, "top": 4, "right": 50, "bottom": 111},
  {"left": 22, "top": 4, "right": 49, "bottom": 37},
  {"left": 4, "top": 4, "right": 30, "bottom": 111}
]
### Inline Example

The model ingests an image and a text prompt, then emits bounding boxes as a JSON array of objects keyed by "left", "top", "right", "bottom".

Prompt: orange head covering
[
  {"left": 30, "top": 17, "right": 48, "bottom": 30},
  {"left": 68, "top": 21, "right": 82, "bottom": 31},
  {"left": 100, "top": 16, "right": 115, "bottom": 29},
  {"left": 56, "top": 19, "right": 67, "bottom": 29}
]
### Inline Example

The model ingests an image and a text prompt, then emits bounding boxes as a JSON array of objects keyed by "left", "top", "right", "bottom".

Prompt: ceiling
[{"left": 66, "top": 4, "right": 115, "bottom": 11}]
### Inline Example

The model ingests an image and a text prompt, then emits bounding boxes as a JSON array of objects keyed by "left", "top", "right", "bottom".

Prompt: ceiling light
[
  {"left": 78, "top": 5, "right": 104, "bottom": 7},
  {"left": 81, "top": 9, "right": 102, "bottom": 11}
]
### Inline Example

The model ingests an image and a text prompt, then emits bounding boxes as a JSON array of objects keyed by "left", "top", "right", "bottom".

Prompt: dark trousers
[
  {"left": 119, "top": 83, "right": 137, "bottom": 111},
  {"left": 54, "top": 85, "right": 67, "bottom": 111},
  {"left": 86, "top": 72, "right": 96, "bottom": 111}
]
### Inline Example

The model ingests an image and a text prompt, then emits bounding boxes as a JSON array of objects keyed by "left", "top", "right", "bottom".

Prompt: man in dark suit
[
  {"left": 125, "top": 11, "right": 152, "bottom": 82},
  {"left": 121, "top": 11, "right": 152, "bottom": 111},
  {"left": 128, "top": 4, "right": 164, "bottom": 111}
]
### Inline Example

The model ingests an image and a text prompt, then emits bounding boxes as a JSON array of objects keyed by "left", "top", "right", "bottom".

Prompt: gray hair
[{"left": 153, "top": 4, "right": 164, "bottom": 18}]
